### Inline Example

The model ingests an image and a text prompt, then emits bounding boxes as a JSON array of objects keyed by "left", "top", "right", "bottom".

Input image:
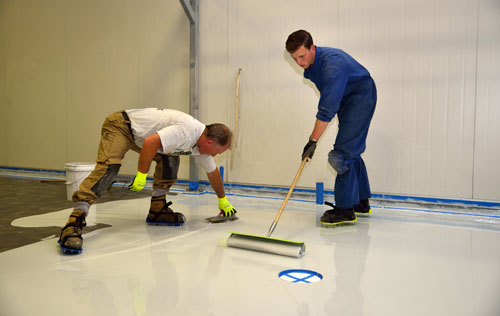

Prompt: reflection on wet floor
[{"left": 1, "top": 186, "right": 500, "bottom": 316}]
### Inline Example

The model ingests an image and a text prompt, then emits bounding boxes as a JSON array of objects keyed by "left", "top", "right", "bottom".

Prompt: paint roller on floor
[{"left": 226, "top": 156, "right": 310, "bottom": 258}]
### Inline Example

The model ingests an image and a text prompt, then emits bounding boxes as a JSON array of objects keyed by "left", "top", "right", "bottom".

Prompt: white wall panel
[
  {"left": 0, "top": 0, "right": 498, "bottom": 201},
  {"left": 0, "top": 0, "right": 68, "bottom": 169},
  {"left": 199, "top": 0, "right": 229, "bottom": 176},
  {"left": 200, "top": 0, "right": 340, "bottom": 187},
  {"left": 343, "top": 0, "right": 478, "bottom": 198},
  {"left": 64, "top": 0, "right": 190, "bottom": 177},
  {"left": 0, "top": 0, "right": 190, "bottom": 178},
  {"left": 199, "top": 0, "right": 498, "bottom": 201},
  {"left": 474, "top": 0, "right": 500, "bottom": 200},
  {"left": 65, "top": 0, "right": 141, "bottom": 173},
  {"left": 0, "top": 3, "right": 6, "bottom": 166}
]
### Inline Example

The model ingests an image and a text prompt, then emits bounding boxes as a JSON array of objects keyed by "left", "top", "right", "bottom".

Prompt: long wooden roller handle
[{"left": 272, "top": 156, "right": 309, "bottom": 224}]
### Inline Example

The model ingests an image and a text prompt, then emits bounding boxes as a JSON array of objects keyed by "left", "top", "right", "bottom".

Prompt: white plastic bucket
[{"left": 65, "top": 162, "right": 96, "bottom": 201}]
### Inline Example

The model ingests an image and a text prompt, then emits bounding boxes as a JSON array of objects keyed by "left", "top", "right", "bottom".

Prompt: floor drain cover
[{"left": 278, "top": 269, "right": 323, "bottom": 283}]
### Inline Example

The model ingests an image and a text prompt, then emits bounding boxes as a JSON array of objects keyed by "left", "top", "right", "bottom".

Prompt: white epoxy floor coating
[{"left": 1, "top": 192, "right": 500, "bottom": 316}]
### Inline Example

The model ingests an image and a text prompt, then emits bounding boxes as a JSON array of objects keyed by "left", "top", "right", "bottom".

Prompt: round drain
[{"left": 278, "top": 269, "right": 323, "bottom": 284}]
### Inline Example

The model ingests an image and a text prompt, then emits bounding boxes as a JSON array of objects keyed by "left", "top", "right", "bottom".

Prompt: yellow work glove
[
  {"left": 128, "top": 171, "right": 148, "bottom": 192},
  {"left": 218, "top": 196, "right": 236, "bottom": 217}
]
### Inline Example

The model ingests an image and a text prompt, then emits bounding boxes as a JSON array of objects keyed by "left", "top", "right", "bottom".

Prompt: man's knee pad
[
  {"left": 160, "top": 155, "right": 180, "bottom": 180},
  {"left": 91, "top": 164, "right": 121, "bottom": 198},
  {"left": 328, "top": 150, "right": 350, "bottom": 175}
]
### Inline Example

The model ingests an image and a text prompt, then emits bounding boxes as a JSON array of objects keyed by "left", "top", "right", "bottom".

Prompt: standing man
[
  {"left": 285, "top": 30, "right": 377, "bottom": 225},
  {"left": 59, "top": 108, "right": 236, "bottom": 254}
]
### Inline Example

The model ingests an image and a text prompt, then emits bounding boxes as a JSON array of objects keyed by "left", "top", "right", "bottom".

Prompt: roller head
[{"left": 226, "top": 232, "right": 305, "bottom": 258}]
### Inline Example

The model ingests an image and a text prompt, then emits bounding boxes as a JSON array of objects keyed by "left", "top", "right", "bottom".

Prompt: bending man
[{"left": 59, "top": 108, "right": 236, "bottom": 253}]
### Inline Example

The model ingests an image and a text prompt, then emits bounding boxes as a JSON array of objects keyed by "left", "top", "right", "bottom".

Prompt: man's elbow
[{"left": 316, "top": 112, "right": 334, "bottom": 122}]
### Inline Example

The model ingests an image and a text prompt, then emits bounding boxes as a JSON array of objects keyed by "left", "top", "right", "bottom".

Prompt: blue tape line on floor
[{"left": 2, "top": 166, "right": 500, "bottom": 209}]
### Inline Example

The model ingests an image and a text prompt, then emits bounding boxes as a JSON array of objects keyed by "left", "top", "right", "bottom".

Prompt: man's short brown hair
[
  {"left": 286, "top": 30, "right": 314, "bottom": 53},
  {"left": 206, "top": 123, "right": 232, "bottom": 147}
]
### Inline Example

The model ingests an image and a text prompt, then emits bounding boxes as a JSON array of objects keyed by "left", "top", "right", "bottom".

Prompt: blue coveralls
[{"left": 304, "top": 46, "right": 377, "bottom": 209}]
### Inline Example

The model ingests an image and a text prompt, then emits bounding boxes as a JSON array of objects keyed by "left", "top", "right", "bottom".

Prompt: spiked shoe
[
  {"left": 146, "top": 196, "right": 185, "bottom": 226},
  {"left": 320, "top": 202, "right": 357, "bottom": 226},
  {"left": 354, "top": 199, "right": 372, "bottom": 215},
  {"left": 59, "top": 210, "right": 87, "bottom": 254}
]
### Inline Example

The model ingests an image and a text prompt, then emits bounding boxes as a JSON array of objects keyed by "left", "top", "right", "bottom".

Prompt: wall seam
[{"left": 471, "top": 0, "right": 481, "bottom": 199}]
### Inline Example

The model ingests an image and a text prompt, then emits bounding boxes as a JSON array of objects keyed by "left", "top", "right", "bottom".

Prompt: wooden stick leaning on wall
[{"left": 230, "top": 69, "right": 242, "bottom": 171}]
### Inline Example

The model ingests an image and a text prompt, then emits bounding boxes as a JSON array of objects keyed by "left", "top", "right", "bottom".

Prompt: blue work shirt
[{"left": 304, "top": 46, "right": 373, "bottom": 122}]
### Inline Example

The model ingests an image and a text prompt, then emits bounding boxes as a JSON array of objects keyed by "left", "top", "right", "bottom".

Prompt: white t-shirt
[{"left": 125, "top": 108, "right": 217, "bottom": 172}]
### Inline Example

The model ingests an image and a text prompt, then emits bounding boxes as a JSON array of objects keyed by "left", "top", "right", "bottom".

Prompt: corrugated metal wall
[
  {"left": 200, "top": 0, "right": 500, "bottom": 201},
  {"left": 0, "top": 0, "right": 498, "bottom": 201},
  {"left": 0, "top": 0, "right": 191, "bottom": 177},
  {"left": 474, "top": 0, "right": 500, "bottom": 200}
]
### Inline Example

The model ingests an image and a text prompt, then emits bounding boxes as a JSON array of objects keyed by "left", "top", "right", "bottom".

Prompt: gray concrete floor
[{"left": 0, "top": 176, "right": 150, "bottom": 252}]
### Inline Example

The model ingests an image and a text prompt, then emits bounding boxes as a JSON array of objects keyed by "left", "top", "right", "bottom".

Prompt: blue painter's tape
[
  {"left": 0, "top": 166, "right": 65, "bottom": 174},
  {"left": 371, "top": 193, "right": 500, "bottom": 208},
  {"left": 2, "top": 166, "right": 500, "bottom": 208},
  {"left": 198, "top": 180, "right": 500, "bottom": 208}
]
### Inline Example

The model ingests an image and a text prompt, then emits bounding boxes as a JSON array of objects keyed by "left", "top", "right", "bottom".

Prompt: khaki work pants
[{"left": 72, "top": 111, "right": 179, "bottom": 205}]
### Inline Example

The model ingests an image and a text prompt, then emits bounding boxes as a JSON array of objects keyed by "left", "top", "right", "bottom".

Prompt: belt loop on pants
[{"left": 121, "top": 110, "right": 134, "bottom": 140}]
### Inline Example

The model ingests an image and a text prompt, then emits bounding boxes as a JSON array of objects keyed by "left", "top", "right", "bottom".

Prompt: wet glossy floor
[{"left": 1, "top": 190, "right": 500, "bottom": 316}]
